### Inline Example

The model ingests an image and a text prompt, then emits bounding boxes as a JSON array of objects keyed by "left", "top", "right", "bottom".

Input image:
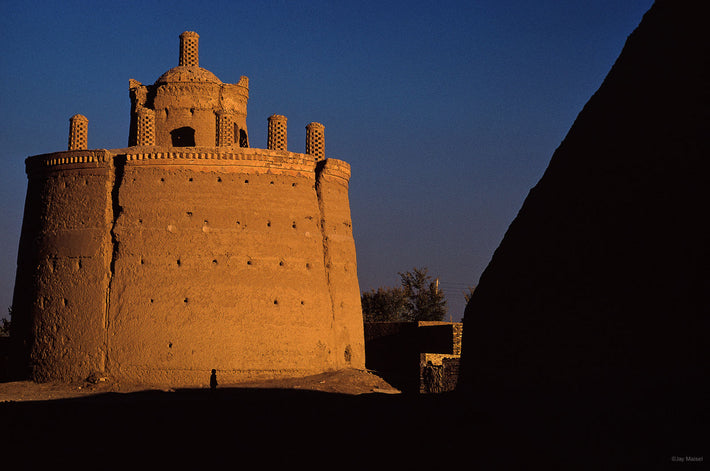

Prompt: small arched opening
[
  {"left": 234, "top": 124, "right": 249, "bottom": 148},
  {"left": 171, "top": 126, "right": 196, "bottom": 147}
]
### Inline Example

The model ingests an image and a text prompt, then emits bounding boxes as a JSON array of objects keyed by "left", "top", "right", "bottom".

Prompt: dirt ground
[
  {"left": 2, "top": 368, "right": 700, "bottom": 468},
  {"left": 0, "top": 368, "right": 400, "bottom": 402}
]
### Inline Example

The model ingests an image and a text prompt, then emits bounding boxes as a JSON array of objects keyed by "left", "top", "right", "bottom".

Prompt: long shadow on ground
[
  {"left": 2, "top": 384, "right": 704, "bottom": 469},
  {"left": 3, "top": 387, "right": 464, "bottom": 468}
]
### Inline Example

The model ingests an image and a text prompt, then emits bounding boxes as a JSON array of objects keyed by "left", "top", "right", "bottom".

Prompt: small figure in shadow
[{"left": 210, "top": 369, "right": 218, "bottom": 391}]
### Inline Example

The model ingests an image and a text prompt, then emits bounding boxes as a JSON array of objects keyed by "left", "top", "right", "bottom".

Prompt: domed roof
[{"left": 155, "top": 66, "right": 222, "bottom": 85}]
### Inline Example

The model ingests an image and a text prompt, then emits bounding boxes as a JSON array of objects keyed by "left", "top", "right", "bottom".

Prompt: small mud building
[{"left": 11, "top": 32, "right": 365, "bottom": 386}]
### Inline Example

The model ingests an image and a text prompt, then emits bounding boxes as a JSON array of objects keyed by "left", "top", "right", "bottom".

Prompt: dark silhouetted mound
[{"left": 460, "top": 0, "right": 708, "bottom": 465}]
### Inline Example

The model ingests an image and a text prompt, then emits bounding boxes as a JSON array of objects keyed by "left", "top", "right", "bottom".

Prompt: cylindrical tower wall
[
  {"left": 131, "top": 33, "right": 250, "bottom": 150},
  {"left": 306, "top": 122, "right": 325, "bottom": 160},
  {"left": 12, "top": 151, "right": 114, "bottom": 381},
  {"left": 179, "top": 31, "right": 199, "bottom": 67},
  {"left": 13, "top": 153, "right": 363, "bottom": 386},
  {"left": 267, "top": 115, "right": 288, "bottom": 151},
  {"left": 152, "top": 83, "right": 224, "bottom": 147},
  {"left": 102, "top": 149, "right": 363, "bottom": 386},
  {"left": 315, "top": 159, "right": 365, "bottom": 370},
  {"left": 68, "top": 114, "right": 88, "bottom": 151}
]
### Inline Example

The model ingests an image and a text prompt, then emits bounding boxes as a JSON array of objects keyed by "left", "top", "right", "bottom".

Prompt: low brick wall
[
  {"left": 419, "top": 353, "right": 460, "bottom": 393},
  {"left": 364, "top": 322, "right": 462, "bottom": 393}
]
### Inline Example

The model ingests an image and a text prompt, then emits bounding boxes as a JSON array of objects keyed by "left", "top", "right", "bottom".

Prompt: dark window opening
[
  {"left": 239, "top": 129, "right": 248, "bottom": 148},
  {"left": 171, "top": 127, "right": 195, "bottom": 147}
]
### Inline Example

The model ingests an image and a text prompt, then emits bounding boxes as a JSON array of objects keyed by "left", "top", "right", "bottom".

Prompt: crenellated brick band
[{"left": 26, "top": 149, "right": 112, "bottom": 175}]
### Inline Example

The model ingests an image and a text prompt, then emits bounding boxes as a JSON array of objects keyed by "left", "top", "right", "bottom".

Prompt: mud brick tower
[{"left": 10, "top": 32, "right": 365, "bottom": 386}]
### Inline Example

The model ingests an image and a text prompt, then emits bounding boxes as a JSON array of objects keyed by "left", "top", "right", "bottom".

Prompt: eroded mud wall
[
  {"left": 105, "top": 150, "right": 360, "bottom": 385},
  {"left": 13, "top": 148, "right": 365, "bottom": 385},
  {"left": 11, "top": 151, "right": 114, "bottom": 381},
  {"left": 316, "top": 159, "right": 365, "bottom": 370}
]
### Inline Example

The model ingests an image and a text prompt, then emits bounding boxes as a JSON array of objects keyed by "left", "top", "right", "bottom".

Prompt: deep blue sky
[{"left": 0, "top": 0, "right": 653, "bottom": 322}]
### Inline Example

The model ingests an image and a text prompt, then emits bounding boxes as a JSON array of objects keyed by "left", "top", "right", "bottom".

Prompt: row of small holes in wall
[
  {"left": 135, "top": 217, "right": 302, "bottom": 230},
  {"left": 42, "top": 294, "right": 314, "bottom": 314},
  {"left": 153, "top": 176, "right": 301, "bottom": 187},
  {"left": 46, "top": 255, "right": 325, "bottom": 272},
  {"left": 236, "top": 219, "right": 299, "bottom": 229},
  {"left": 148, "top": 298, "right": 307, "bottom": 306},
  {"left": 139, "top": 257, "right": 312, "bottom": 270}
]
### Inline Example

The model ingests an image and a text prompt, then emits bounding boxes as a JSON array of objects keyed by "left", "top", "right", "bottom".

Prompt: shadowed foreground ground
[{"left": 1, "top": 371, "right": 704, "bottom": 469}]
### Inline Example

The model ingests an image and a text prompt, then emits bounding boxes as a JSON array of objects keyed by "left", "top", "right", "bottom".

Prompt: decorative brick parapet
[
  {"left": 122, "top": 147, "right": 315, "bottom": 166},
  {"left": 121, "top": 148, "right": 332, "bottom": 179},
  {"left": 25, "top": 149, "right": 112, "bottom": 174},
  {"left": 26, "top": 147, "right": 343, "bottom": 175},
  {"left": 315, "top": 158, "right": 351, "bottom": 183}
]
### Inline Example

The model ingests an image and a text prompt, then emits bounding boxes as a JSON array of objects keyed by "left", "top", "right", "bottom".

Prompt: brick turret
[
  {"left": 179, "top": 31, "right": 199, "bottom": 67},
  {"left": 306, "top": 122, "right": 325, "bottom": 160},
  {"left": 267, "top": 115, "right": 288, "bottom": 151},
  {"left": 68, "top": 114, "right": 88, "bottom": 151}
]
